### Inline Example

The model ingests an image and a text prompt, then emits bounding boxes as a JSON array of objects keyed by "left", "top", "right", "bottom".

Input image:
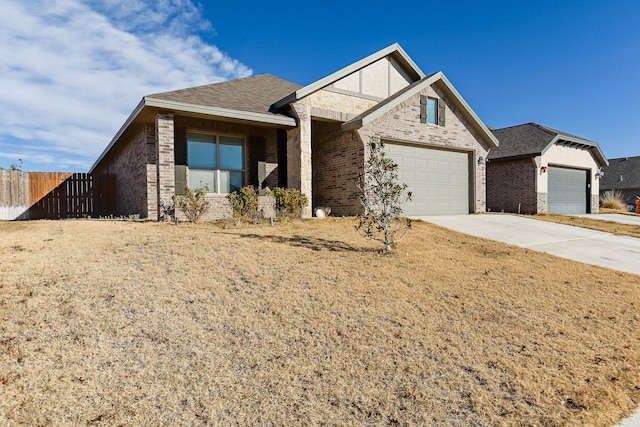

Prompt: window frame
[
  {"left": 426, "top": 97, "right": 438, "bottom": 125},
  {"left": 186, "top": 132, "right": 246, "bottom": 194},
  {"left": 420, "top": 95, "right": 444, "bottom": 126}
]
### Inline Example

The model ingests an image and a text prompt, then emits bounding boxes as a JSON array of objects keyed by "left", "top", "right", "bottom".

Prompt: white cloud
[{"left": 0, "top": 0, "right": 252, "bottom": 171}]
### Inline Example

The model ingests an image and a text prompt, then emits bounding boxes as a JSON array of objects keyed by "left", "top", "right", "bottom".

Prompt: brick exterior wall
[
  {"left": 311, "top": 121, "right": 364, "bottom": 215},
  {"left": 156, "top": 112, "right": 175, "bottom": 220},
  {"left": 93, "top": 124, "right": 155, "bottom": 217},
  {"left": 486, "top": 159, "right": 538, "bottom": 214},
  {"left": 356, "top": 85, "right": 492, "bottom": 213}
]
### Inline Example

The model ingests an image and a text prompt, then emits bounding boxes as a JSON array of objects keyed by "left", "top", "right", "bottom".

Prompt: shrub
[
  {"left": 227, "top": 186, "right": 261, "bottom": 220},
  {"left": 600, "top": 190, "right": 626, "bottom": 210},
  {"left": 174, "top": 186, "right": 209, "bottom": 222},
  {"left": 269, "top": 188, "right": 308, "bottom": 218},
  {"left": 356, "top": 139, "right": 412, "bottom": 253}
]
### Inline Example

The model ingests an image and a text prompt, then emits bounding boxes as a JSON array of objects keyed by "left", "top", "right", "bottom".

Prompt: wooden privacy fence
[{"left": 0, "top": 170, "right": 115, "bottom": 220}]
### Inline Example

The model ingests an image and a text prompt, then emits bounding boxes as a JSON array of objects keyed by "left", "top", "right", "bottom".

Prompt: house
[
  {"left": 486, "top": 123, "right": 608, "bottom": 214},
  {"left": 600, "top": 156, "right": 640, "bottom": 206},
  {"left": 90, "top": 43, "right": 499, "bottom": 220}
]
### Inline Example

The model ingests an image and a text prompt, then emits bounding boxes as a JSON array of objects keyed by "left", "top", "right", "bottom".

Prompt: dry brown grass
[
  {"left": 533, "top": 214, "right": 640, "bottom": 238},
  {"left": 1, "top": 218, "right": 639, "bottom": 426}
]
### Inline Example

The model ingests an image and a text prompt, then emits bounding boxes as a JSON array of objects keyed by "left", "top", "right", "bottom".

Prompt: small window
[
  {"left": 420, "top": 95, "right": 444, "bottom": 126},
  {"left": 187, "top": 133, "right": 245, "bottom": 193},
  {"left": 426, "top": 97, "right": 438, "bottom": 125}
]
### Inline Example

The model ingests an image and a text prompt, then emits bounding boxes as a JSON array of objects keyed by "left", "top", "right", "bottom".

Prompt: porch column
[
  {"left": 155, "top": 112, "right": 175, "bottom": 220},
  {"left": 287, "top": 101, "right": 312, "bottom": 218}
]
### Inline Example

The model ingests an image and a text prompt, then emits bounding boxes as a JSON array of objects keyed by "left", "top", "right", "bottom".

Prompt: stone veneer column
[
  {"left": 287, "top": 101, "right": 312, "bottom": 218},
  {"left": 155, "top": 112, "right": 175, "bottom": 221}
]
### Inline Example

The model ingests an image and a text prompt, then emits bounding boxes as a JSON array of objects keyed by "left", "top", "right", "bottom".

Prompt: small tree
[
  {"left": 174, "top": 185, "right": 209, "bottom": 222},
  {"left": 356, "top": 139, "right": 412, "bottom": 253}
]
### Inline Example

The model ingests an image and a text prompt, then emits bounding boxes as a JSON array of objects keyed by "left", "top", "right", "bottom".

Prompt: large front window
[{"left": 187, "top": 133, "right": 245, "bottom": 193}]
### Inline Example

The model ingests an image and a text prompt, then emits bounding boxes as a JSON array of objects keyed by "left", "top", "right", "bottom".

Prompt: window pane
[
  {"left": 189, "top": 169, "right": 215, "bottom": 193},
  {"left": 188, "top": 134, "right": 216, "bottom": 168},
  {"left": 229, "top": 171, "right": 244, "bottom": 193},
  {"left": 219, "top": 136, "right": 244, "bottom": 170},
  {"left": 427, "top": 98, "right": 437, "bottom": 125},
  {"left": 219, "top": 171, "right": 244, "bottom": 193}
]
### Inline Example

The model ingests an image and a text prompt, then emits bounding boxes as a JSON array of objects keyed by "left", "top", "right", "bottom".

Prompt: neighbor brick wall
[
  {"left": 311, "top": 121, "right": 364, "bottom": 215},
  {"left": 486, "top": 159, "right": 538, "bottom": 214},
  {"left": 600, "top": 188, "right": 640, "bottom": 206},
  {"left": 357, "top": 85, "right": 492, "bottom": 212}
]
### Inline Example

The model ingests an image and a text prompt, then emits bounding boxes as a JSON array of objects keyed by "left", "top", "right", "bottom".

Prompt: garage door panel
[
  {"left": 548, "top": 167, "right": 587, "bottom": 214},
  {"left": 385, "top": 143, "right": 469, "bottom": 216}
]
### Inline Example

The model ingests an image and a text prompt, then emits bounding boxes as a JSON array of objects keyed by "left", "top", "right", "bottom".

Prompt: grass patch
[
  {"left": 533, "top": 214, "right": 640, "bottom": 238},
  {"left": 0, "top": 219, "right": 639, "bottom": 425}
]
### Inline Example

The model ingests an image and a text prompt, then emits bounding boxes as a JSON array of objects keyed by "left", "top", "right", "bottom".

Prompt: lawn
[{"left": 1, "top": 218, "right": 639, "bottom": 426}]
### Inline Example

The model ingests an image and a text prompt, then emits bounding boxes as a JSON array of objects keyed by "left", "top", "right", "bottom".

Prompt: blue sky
[{"left": 1, "top": 0, "right": 638, "bottom": 172}]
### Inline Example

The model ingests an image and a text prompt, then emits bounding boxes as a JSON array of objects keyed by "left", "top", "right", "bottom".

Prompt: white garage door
[
  {"left": 548, "top": 166, "right": 588, "bottom": 214},
  {"left": 384, "top": 143, "right": 470, "bottom": 215}
]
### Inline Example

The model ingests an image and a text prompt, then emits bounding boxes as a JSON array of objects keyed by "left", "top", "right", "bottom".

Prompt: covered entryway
[
  {"left": 548, "top": 166, "right": 589, "bottom": 214},
  {"left": 384, "top": 143, "right": 470, "bottom": 215}
]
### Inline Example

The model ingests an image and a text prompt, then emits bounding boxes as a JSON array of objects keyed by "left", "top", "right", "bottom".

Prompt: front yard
[{"left": 1, "top": 219, "right": 639, "bottom": 426}]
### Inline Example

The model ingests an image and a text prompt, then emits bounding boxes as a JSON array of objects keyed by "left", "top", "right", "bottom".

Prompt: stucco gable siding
[
  {"left": 328, "top": 56, "right": 413, "bottom": 100},
  {"left": 306, "top": 89, "right": 379, "bottom": 120}
]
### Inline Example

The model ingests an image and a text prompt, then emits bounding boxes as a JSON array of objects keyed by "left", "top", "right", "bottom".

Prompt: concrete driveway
[
  {"left": 415, "top": 213, "right": 640, "bottom": 426},
  {"left": 414, "top": 214, "right": 640, "bottom": 276},
  {"left": 575, "top": 213, "right": 640, "bottom": 226}
]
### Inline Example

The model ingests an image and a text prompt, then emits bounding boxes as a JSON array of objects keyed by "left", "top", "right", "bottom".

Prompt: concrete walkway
[{"left": 414, "top": 214, "right": 640, "bottom": 426}]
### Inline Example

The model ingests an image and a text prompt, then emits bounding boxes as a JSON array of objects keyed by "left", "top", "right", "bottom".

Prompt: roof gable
[
  {"left": 601, "top": 156, "right": 640, "bottom": 189},
  {"left": 273, "top": 43, "right": 425, "bottom": 108},
  {"left": 342, "top": 71, "right": 499, "bottom": 148},
  {"left": 489, "top": 123, "right": 608, "bottom": 167}
]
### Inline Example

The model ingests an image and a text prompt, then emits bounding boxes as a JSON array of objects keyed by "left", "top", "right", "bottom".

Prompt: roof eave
[
  {"left": 90, "top": 97, "right": 297, "bottom": 173},
  {"left": 90, "top": 98, "right": 146, "bottom": 172},
  {"left": 145, "top": 97, "right": 297, "bottom": 127},
  {"left": 543, "top": 135, "right": 609, "bottom": 168},
  {"left": 343, "top": 72, "right": 499, "bottom": 148},
  {"left": 436, "top": 73, "right": 499, "bottom": 148},
  {"left": 486, "top": 153, "right": 540, "bottom": 163},
  {"left": 274, "top": 43, "right": 426, "bottom": 109}
]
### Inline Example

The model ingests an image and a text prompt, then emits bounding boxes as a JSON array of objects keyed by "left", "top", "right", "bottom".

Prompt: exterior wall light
[{"left": 541, "top": 166, "right": 547, "bottom": 173}]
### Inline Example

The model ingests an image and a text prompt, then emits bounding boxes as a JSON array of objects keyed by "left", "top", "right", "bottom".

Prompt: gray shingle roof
[
  {"left": 489, "top": 123, "right": 556, "bottom": 159},
  {"left": 489, "top": 122, "right": 607, "bottom": 167},
  {"left": 148, "top": 74, "right": 302, "bottom": 116},
  {"left": 600, "top": 156, "right": 640, "bottom": 189}
]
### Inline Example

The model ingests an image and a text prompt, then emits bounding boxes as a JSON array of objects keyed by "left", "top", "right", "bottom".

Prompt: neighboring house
[
  {"left": 487, "top": 123, "right": 608, "bottom": 214},
  {"left": 600, "top": 156, "right": 640, "bottom": 205},
  {"left": 90, "top": 43, "right": 498, "bottom": 220}
]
